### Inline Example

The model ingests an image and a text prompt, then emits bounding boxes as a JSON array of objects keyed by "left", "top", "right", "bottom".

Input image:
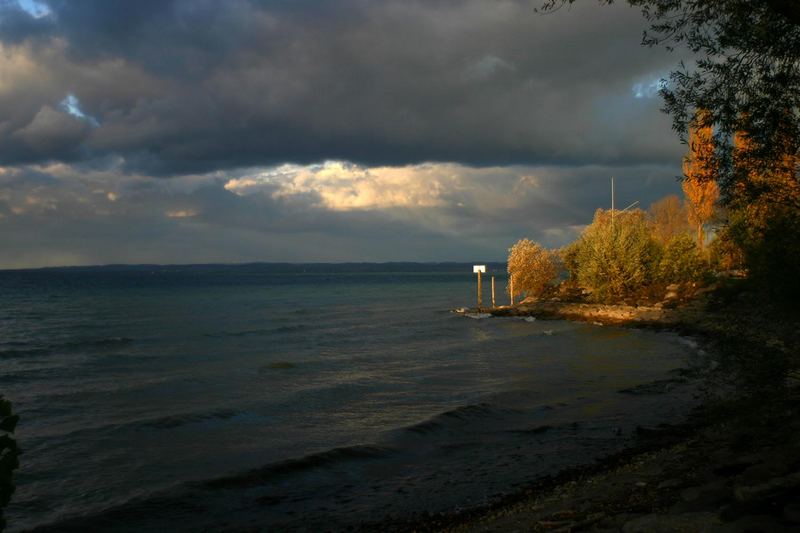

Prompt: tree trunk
[{"left": 697, "top": 223, "right": 704, "bottom": 251}]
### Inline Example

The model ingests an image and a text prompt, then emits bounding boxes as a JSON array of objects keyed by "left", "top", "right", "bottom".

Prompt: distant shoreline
[{"left": 0, "top": 261, "right": 510, "bottom": 274}]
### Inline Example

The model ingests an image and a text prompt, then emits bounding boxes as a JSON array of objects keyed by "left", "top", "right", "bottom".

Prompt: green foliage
[
  {"left": 571, "top": 209, "right": 660, "bottom": 302},
  {"left": 507, "top": 238, "right": 558, "bottom": 299},
  {"left": 0, "top": 396, "right": 19, "bottom": 532},
  {"left": 657, "top": 234, "right": 709, "bottom": 284}
]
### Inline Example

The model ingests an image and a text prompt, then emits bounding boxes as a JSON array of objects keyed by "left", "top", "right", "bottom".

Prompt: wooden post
[
  {"left": 491, "top": 276, "right": 496, "bottom": 308},
  {"left": 477, "top": 270, "right": 482, "bottom": 310},
  {"left": 509, "top": 274, "right": 514, "bottom": 306}
]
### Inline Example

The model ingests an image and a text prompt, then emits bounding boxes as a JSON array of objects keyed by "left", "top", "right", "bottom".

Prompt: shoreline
[
  {"left": 456, "top": 299, "right": 706, "bottom": 329},
  {"left": 411, "top": 294, "right": 800, "bottom": 531}
]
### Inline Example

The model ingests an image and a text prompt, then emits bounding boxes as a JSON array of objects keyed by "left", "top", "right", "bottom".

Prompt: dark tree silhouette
[{"left": 0, "top": 396, "right": 19, "bottom": 532}]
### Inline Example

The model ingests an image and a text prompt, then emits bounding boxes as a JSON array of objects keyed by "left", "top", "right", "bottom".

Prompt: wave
[
  {"left": 60, "top": 337, "right": 134, "bottom": 349},
  {"left": 136, "top": 409, "right": 240, "bottom": 430},
  {"left": 452, "top": 309, "right": 494, "bottom": 319},
  {"left": 1, "top": 337, "right": 133, "bottom": 359},
  {"left": 507, "top": 424, "right": 554, "bottom": 435},
  {"left": 201, "top": 444, "right": 395, "bottom": 490},
  {"left": 26, "top": 409, "right": 246, "bottom": 444},
  {"left": 0, "top": 346, "right": 50, "bottom": 359},
  {"left": 403, "top": 402, "right": 511, "bottom": 435},
  {"left": 204, "top": 324, "right": 307, "bottom": 338},
  {"left": 28, "top": 443, "right": 395, "bottom": 531},
  {"left": 618, "top": 377, "right": 687, "bottom": 395}
]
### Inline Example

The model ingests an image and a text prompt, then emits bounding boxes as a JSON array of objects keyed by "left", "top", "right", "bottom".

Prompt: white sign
[{"left": 473, "top": 265, "right": 486, "bottom": 273}]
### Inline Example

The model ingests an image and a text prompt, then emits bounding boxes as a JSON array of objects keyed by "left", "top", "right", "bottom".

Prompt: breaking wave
[{"left": 201, "top": 444, "right": 395, "bottom": 489}]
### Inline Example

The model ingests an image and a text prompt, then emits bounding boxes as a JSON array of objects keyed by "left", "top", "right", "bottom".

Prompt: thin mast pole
[{"left": 611, "top": 176, "right": 615, "bottom": 230}]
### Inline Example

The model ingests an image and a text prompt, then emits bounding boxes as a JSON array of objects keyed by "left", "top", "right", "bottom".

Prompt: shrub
[
  {"left": 507, "top": 238, "right": 558, "bottom": 300},
  {"left": 657, "top": 234, "right": 709, "bottom": 284},
  {"left": 572, "top": 209, "right": 660, "bottom": 302}
]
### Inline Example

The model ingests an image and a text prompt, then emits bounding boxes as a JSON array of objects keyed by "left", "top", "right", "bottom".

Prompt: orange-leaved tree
[
  {"left": 649, "top": 194, "right": 690, "bottom": 244},
  {"left": 507, "top": 238, "right": 557, "bottom": 301},
  {"left": 728, "top": 125, "right": 800, "bottom": 294},
  {"left": 682, "top": 109, "right": 719, "bottom": 251}
]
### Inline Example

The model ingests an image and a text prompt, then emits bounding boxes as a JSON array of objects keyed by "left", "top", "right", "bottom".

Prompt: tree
[
  {"left": 540, "top": 0, "right": 800, "bottom": 193},
  {"left": 708, "top": 223, "right": 746, "bottom": 271},
  {"left": 657, "top": 234, "right": 709, "bottom": 284},
  {"left": 648, "top": 194, "right": 689, "bottom": 244},
  {"left": 682, "top": 110, "right": 720, "bottom": 250},
  {"left": 727, "top": 128, "right": 800, "bottom": 295},
  {"left": 571, "top": 209, "right": 660, "bottom": 301},
  {"left": 507, "top": 238, "right": 558, "bottom": 300},
  {"left": 540, "top": 0, "right": 800, "bottom": 294}
]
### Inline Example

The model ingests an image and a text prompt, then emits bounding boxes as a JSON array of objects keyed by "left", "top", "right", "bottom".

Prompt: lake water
[{"left": 0, "top": 264, "right": 699, "bottom": 531}]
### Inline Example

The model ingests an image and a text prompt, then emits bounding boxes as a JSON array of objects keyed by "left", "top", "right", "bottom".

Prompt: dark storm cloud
[
  {"left": 0, "top": 0, "right": 694, "bottom": 267},
  {"left": 0, "top": 0, "right": 682, "bottom": 174}
]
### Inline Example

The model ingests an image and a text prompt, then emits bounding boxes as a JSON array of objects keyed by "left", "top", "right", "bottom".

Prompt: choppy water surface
[{"left": 0, "top": 264, "right": 700, "bottom": 531}]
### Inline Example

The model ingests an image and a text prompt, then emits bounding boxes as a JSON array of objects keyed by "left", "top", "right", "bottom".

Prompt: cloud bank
[{"left": 0, "top": 0, "right": 688, "bottom": 267}]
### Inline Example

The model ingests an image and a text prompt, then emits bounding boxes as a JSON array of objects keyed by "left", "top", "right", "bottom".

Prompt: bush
[
  {"left": 657, "top": 234, "right": 709, "bottom": 284},
  {"left": 507, "top": 238, "right": 558, "bottom": 300},
  {"left": 572, "top": 209, "right": 660, "bottom": 302}
]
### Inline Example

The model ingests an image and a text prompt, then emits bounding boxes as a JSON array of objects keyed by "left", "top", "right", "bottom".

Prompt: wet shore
[{"left": 416, "top": 288, "right": 800, "bottom": 531}]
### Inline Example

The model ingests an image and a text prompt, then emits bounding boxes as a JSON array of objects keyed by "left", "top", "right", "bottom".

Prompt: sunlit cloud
[
  {"left": 0, "top": 158, "right": 684, "bottom": 268},
  {"left": 225, "top": 161, "right": 454, "bottom": 211},
  {"left": 17, "top": 0, "right": 51, "bottom": 19},
  {"left": 166, "top": 209, "right": 197, "bottom": 218},
  {"left": 58, "top": 93, "right": 100, "bottom": 127},
  {"left": 631, "top": 76, "right": 667, "bottom": 99}
]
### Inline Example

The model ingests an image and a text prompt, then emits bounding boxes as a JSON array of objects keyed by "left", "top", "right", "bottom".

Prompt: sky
[{"left": 0, "top": 0, "right": 689, "bottom": 268}]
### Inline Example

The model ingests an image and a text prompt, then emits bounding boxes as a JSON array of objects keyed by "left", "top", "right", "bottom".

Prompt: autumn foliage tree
[
  {"left": 507, "top": 239, "right": 558, "bottom": 300},
  {"left": 648, "top": 194, "right": 689, "bottom": 244},
  {"left": 728, "top": 127, "right": 800, "bottom": 296},
  {"left": 682, "top": 110, "right": 720, "bottom": 250},
  {"left": 539, "top": 0, "right": 800, "bottom": 297}
]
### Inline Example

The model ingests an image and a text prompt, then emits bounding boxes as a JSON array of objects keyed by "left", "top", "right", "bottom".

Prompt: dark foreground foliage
[{"left": 0, "top": 396, "right": 19, "bottom": 532}]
